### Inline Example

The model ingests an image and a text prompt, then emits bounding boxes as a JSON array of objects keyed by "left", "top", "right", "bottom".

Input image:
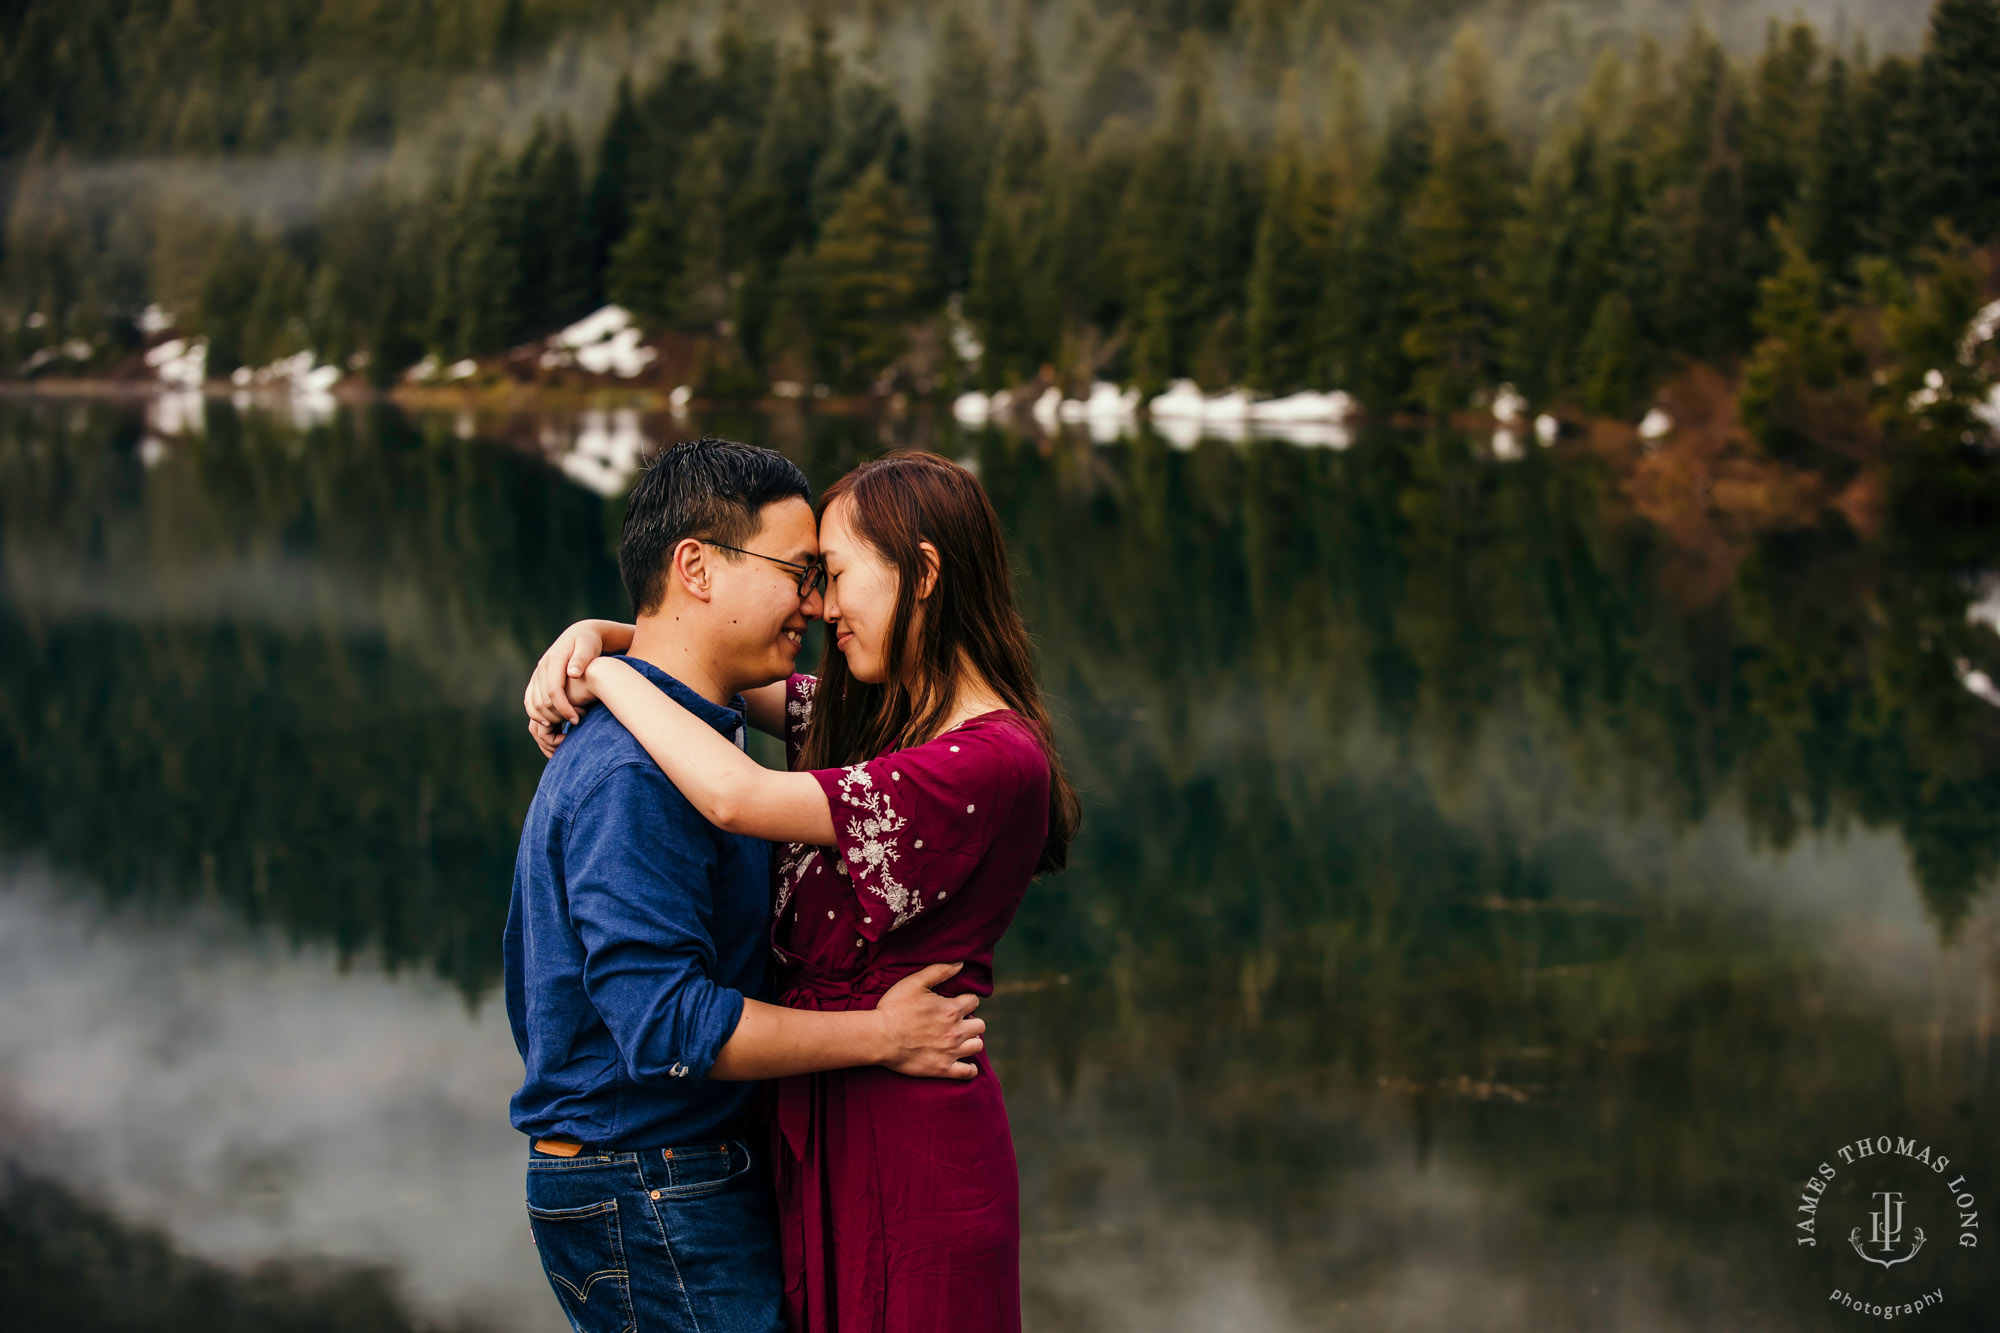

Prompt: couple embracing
[{"left": 503, "top": 438, "right": 1079, "bottom": 1333}]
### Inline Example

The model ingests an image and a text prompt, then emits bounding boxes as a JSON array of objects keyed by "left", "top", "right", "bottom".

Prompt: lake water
[{"left": 2, "top": 395, "right": 1995, "bottom": 1330}]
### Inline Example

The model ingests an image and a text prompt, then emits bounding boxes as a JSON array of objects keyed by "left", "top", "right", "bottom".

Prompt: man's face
[{"left": 708, "top": 497, "right": 823, "bottom": 691}]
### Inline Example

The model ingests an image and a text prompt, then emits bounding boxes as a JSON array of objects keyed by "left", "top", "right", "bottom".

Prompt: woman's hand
[
  {"left": 524, "top": 619, "right": 630, "bottom": 756},
  {"left": 581, "top": 656, "right": 837, "bottom": 843},
  {"left": 527, "top": 672, "right": 603, "bottom": 758}
]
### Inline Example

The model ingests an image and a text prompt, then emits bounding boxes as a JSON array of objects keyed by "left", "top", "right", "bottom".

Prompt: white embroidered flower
[
  {"left": 833, "top": 763, "right": 923, "bottom": 926},
  {"left": 775, "top": 841, "right": 817, "bottom": 918},
  {"left": 786, "top": 675, "right": 818, "bottom": 731}
]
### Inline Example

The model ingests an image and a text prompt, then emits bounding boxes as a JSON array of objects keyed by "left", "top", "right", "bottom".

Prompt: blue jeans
[{"left": 525, "top": 1132, "right": 785, "bottom": 1333}]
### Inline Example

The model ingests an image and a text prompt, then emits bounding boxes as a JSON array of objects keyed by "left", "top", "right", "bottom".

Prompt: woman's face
[{"left": 817, "top": 496, "right": 908, "bottom": 684}]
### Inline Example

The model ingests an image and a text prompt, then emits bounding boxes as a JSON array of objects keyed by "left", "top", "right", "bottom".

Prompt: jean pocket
[
  {"left": 526, "top": 1198, "right": 635, "bottom": 1332},
  {"left": 651, "top": 1138, "right": 753, "bottom": 1200}
]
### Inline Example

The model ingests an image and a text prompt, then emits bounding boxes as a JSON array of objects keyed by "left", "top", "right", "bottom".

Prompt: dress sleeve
[
  {"left": 807, "top": 719, "right": 1045, "bottom": 940},
  {"left": 783, "top": 673, "right": 816, "bottom": 772}
]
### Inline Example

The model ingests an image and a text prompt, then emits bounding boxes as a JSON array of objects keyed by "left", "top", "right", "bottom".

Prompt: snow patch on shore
[
  {"left": 539, "top": 305, "right": 657, "bottom": 379},
  {"left": 145, "top": 338, "right": 208, "bottom": 390}
]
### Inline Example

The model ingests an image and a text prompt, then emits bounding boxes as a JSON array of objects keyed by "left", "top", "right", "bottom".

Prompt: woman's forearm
[
  {"left": 584, "top": 657, "right": 836, "bottom": 843},
  {"left": 589, "top": 619, "right": 636, "bottom": 654}
]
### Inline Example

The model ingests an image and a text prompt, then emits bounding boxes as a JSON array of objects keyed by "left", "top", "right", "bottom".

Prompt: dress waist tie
[{"left": 771, "top": 962, "right": 984, "bottom": 1163}]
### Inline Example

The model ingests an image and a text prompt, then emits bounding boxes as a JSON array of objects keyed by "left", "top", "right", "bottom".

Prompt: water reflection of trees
[
  {"left": 3, "top": 402, "right": 1996, "bottom": 984},
  {"left": 975, "top": 425, "right": 2000, "bottom": 946},
  {"left": 974, "top": 425, "right": 1997, "bottom": 1327},
  {"left": 0, "top": 400, "right": 619, "bottom": 994},
  {"left": 4, "top": 402, "right": 1996, "bottom": 1324}
]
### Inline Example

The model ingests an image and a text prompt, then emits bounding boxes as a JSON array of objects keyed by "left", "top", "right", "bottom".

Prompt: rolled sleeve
[{"left": 565, "top": 763, "right": 746, "bottom": 1084}]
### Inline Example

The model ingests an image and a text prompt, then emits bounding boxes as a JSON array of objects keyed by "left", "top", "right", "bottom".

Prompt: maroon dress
[{"left": 769, "top": 672, "right": 1048, "bottom": 1333}]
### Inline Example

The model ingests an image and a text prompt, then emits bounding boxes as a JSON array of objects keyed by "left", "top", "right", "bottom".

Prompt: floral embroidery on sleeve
[
  {"left": 775, "top": 840, "right": 816, "bottom": 920},
  {"left": 832, "top": 763, "right": 926, "bottom": 927},
  {"left": 786, "top": 674, "right": 816, "bottom": 735}
]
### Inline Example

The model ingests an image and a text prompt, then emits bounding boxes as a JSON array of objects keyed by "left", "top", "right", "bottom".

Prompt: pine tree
[
  {"left": 788, "top": 162, "right": 935, "bottom": 390},
  {"left": 1874, "top": 226, "right": 1986, "bottom": 450},
  {"left": 1739, "top": 221, "right": 1847, "bottom": 459},
  {"left": 916, "top": 8, "right": 993, "bottom": 291},
  {"left": 432, "top": 146, "right": 525, "bottom": 356},
  {"left": 1402, "top": 30, "right": 1514, "bottom": 412},
  {"left": 672, "top": 128, "right": 737, "bottom": 330},
  {"left": 606, "top": 200, "right": 682, "bottom": 324},
  {"left": 1578, "top": 290, "right": 1641, "bottom": 414},
  {"left": 1742, "top": 21, "right": 1820, "bottom": 248},
  {"left": 1187, "top": 125, "right": 1256, "bottom": 388},
  {"left": 516, "top": 121, "right": 590, "bottom": 333},
  {"left": 966, "top": 94, "right": 1056, "bottom": 390},
  {"left": 733, "top": 15, "right": 838, "bottom": 368},
  {"left": 585, "top": 75, "right": 646, "bottom": 290},
  {"left": 1501, "top": 50, "right": 1642, "bottom": 402},
  {"left": 813, "top": 81, "right": 915, "bottom": 229},
  {"left": 1634, "top": 29, "right": 1752, "bottom": 363},
  {"left": 1121, "top": 34, "right": 1219, "bottom": 390},
  {"left": 1863, "top": 55, "right": 1929, "bottom": 257},
  {"left": 1328, "top": 87, "right": 1427, "bottom": 406},
  {"left": 1245, "top": 71, "right": 1330, "bottom": 394},
  {"left": 1068, "top": 11, "right": 1154, "bottom": 143},
  {"left": 1795, "top": 56, "right": 1872, "bottom": 281},
  {"left": 195, "top": 223, "right": 264, "bottom": 374},
  {"left": 1916, "top": 0, "right": 2000, "bottom": 240}
]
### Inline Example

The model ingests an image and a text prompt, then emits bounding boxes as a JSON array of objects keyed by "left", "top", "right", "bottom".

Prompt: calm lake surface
[{"left": 2, "top": 395, "right": 1995, "bottom": 1330}]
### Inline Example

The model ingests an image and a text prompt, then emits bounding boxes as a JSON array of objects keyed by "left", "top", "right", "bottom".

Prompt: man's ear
[
  {"left": 670, "top": 538, "right": 715, "bottom": 603},
  {"left": 915, "top": 541, "right": 941, "bottom": 601}
]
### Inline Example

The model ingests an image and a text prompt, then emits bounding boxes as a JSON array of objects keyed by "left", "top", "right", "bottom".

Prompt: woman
[{"left": 524, "top": 449, "right": 1080, "bottom": 1333}]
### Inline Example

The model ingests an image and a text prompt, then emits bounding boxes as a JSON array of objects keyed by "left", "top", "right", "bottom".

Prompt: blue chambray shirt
[{"left": 503, "top": 655, "right": 772, "bottom": 1148}]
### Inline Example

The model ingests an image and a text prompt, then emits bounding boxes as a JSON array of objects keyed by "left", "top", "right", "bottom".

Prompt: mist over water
[
  {"left": 4, "top": 0, "right": 1937, "bottom": 228},
  {"left": 1, "top": 396, "right": 1994, "bottom": 1328}
]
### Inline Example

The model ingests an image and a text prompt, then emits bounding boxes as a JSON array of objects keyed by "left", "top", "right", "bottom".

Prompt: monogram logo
[
  {"left": 1792, "top": 1133, "right": 1980, "bottom": 1321},
  {"left": 1851, "top": 1190, "right": 1925, "bottom": 1268}
]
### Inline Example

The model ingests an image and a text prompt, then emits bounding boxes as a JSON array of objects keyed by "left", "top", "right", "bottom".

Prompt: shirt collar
[{"left": 612, "top": 655, "right": 747, "bottom": 740}]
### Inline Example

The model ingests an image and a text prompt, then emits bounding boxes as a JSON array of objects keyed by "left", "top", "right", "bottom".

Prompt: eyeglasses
[{"left": 699, "top": 540, "right": 827, "bottom": 599}]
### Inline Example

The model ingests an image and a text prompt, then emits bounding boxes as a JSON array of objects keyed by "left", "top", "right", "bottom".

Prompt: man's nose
[{"left": 801, "top": 586, "right": 825, "bottom": 619}]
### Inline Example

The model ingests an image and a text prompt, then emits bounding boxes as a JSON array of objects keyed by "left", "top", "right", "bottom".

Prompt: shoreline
[
  {"left": 0, "top": 373, "right": 1618, "bottom": 438},
  {"left": 0, "top": 366, "right": 1935, "bottom": 619}
]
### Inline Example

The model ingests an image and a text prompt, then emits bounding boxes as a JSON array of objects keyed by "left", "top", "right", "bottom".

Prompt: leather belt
[
  {"left": 532, "top": 1116, "right": 752, "bottom": 1159},
  {"left": 531, "top": 1137, "right": 602, "bottom": 1158}
]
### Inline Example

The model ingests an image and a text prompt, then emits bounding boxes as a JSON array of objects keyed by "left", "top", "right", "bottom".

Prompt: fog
[{"left": 6, "top": 0, "right": 1942, "bottom": 233}]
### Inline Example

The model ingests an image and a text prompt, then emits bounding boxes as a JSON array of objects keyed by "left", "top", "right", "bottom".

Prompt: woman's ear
[
  {"left": 671, "top": 538, "right": 714, "bottom": 602},
  {"left": 915, "top": 541, "right": 941, "bottom": 601}
]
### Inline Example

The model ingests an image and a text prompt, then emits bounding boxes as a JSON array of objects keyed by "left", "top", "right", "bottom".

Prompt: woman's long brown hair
[{"left": 798, "top": 449, "right": 1080, "bottom": 873}]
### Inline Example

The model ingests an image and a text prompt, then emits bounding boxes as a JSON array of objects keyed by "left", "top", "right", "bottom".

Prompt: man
[{"left": 504, "top": 437, "right": 982, "bottom": 1333}]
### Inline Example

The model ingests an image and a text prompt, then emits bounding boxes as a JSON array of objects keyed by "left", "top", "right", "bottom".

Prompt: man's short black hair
[{"left": 618, "top": 436, "right": 811, "bottom": 615}]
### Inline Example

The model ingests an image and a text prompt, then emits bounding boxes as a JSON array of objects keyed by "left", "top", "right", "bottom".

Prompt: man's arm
[
  {"left": 567, "top": 764, "right": 981, "bottom": 1084},
  {"left": 709, "top": 966, "right": 984, "bottom": 1081}
]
